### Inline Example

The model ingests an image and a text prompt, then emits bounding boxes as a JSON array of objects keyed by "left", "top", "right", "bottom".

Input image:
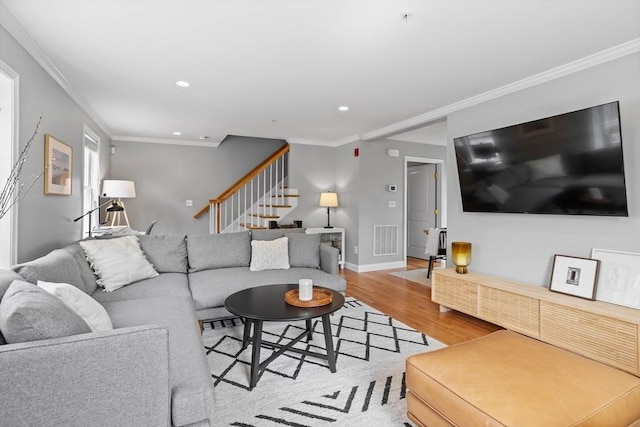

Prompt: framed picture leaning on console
[{"left": 549, "top": 254, "right": 599, "bottom": 300}]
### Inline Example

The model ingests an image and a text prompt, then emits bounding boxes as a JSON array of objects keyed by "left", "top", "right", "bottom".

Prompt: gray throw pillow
[
  {"left": 186, "top": 231, "right": 251, "bottom": 272},
  {"left": 0, "top": 280, "right": 91, "bottom": 344},
  {"left": 286, "top": 233, "right": 321, "bottom": 269},
  {"left": 12, "top": 249, "right": 85, "bottom": 291},
  {"left": 1, "top": 269, "right": 23, "bottom": 302},
  {"left": 250, "top": 229, "right": 285, "bottom": 241},
  {"left": 138, "top": 235, "right": 188, "bottom": 273},
  {"left": 0, "top": 270, "right": 24, "bottom": 345}
]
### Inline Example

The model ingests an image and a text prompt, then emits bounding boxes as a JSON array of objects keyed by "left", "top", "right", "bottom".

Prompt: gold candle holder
[{"left": 451, "top": 242, "right": 472, "bottom": 274}]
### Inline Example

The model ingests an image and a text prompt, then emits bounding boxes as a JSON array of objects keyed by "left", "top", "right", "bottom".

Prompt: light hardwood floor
[{"left": 342, "top": 257, "right": 501, "bottom": 345}]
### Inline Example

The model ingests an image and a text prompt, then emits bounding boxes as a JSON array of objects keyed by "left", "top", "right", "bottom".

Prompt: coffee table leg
[
  {"left": 306, "top": 319, "right": 313, "bottom": 342},
  {"left": 242, "top": 318, "right": 251, "bottom": 350},
  {"left": 249, "top": 320, "right": 263, "bottom": 389},
  {"left": 321, "top": 314, "right": 337, "bottom": 373}
]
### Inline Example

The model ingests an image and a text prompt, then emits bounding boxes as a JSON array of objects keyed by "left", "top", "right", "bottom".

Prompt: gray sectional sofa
[{"left": 0, "top": 229, "right": 346, "bottom": 426}]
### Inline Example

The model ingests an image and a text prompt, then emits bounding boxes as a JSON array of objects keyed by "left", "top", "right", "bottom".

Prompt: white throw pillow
[
  {"left": 37, "top": 281, "right": 113, "bottom": 332},
  {"left": 250, "top": 236, "right": 290, "bottom": 271},
  {"left": 79, "top": 235, "right": 159, "bottom": 292}
]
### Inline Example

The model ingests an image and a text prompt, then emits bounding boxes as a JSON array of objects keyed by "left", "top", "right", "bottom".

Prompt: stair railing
[{"left": 194, "top": 144, "right": 290, "bottom": 233}]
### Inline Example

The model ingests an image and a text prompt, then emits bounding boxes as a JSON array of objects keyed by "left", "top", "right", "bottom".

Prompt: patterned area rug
[
  {"left": 202, "top": 298, "right": 445, "bottom": 426},
  {"left": 389, "top": 269, "right": 432, "bottom": 287}
]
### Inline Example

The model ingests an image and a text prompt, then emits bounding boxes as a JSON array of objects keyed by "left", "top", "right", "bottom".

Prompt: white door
[{"left": 407, "top": 164, "right": 438, "bottom": 259}]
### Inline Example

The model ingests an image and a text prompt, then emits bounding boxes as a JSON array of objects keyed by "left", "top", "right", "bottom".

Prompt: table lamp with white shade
[{"left": 319, "top": 192, "right": 338, "bottom": 229}]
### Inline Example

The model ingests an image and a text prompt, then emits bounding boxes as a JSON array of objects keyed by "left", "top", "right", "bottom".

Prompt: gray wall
[
  {"left": 287, "top": 144, "right": 337, "bottom": 227},
  {"left": 110, "top": 136, "right": 286, "bottom": 235},
  {"left": 446, "top": 52, "right": 640, "bottom": 286},
  {"left": 1, "top": 25, "right": 112, "bottom": 263},
  {"left": 290, "top": 138, "right": 446, "bottom": 268},
  {"left": 355, "top": 139, "right": 446, "bottom": 267},
  {"left": 335, "top": 141, "right": 360, "bottom": 265}
]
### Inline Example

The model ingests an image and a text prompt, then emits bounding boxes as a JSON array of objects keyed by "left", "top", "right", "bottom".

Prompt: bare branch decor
[{"left": 0, "top": 117, "right": 51, "bottom": 220}]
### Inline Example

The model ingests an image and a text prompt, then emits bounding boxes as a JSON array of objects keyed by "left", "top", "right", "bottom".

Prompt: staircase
[{"left": 194, "top": 144, "right": 298, "bottom": 233}]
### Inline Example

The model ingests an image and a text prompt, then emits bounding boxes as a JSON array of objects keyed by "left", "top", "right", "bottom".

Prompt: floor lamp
[{"left": 102, "top": 180, "right": 136, "bottom": 227}]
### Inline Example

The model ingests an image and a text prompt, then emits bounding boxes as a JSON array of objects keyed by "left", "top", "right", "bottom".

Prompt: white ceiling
[{"left": 1, "top": 1, "right": 639, "bottom": 147}]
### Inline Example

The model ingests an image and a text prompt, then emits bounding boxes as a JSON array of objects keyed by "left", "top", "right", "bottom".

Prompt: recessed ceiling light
[
  {"left": 172, "top": 131, "right": 182, "bottom": 136},
  {"left": 175, "top": 80, "right": 190, "bottom": 88},
  {"left": 338, "top": 106, "right": 349, "bottom": 111}
]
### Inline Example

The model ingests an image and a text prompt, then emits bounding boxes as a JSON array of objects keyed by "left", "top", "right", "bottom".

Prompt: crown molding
[
  {"left": 1, "top": 5, "right": 114, "bottom": 139},
  {"left": 287, "top": 135, "right": 358, "bottom": 147},
  {"left": 112, "top": 135, "right": 225, "bottom": 148},
  {"left": 359, "top": 38, "right": 640, "bottom": 142}
]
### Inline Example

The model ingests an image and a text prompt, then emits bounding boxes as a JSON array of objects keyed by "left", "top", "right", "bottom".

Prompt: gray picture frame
[{"left": 549, "top": 254, "right": 599, "bottom": 300}]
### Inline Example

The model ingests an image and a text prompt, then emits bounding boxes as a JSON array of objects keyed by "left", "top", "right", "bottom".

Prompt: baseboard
[{"left": 344, "top": 261, "right": 406, "bottom": 273}]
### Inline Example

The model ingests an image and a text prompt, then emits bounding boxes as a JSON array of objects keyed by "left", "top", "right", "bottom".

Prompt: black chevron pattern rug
[{"left": 202, "top": 298, "right": 445, "bottom": 426}]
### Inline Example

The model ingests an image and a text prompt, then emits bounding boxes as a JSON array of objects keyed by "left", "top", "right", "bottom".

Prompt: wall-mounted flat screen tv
[{"left": 453, "top": 101, "right": 628, "bottom": 216}]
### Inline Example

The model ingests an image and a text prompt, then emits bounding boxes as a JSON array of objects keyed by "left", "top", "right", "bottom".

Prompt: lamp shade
[
  {"left": 102, "top": 180, "right": 136, "bottom": 198},
  {"left": 319, "top": 192, "right": 338, "bottom": 208}
]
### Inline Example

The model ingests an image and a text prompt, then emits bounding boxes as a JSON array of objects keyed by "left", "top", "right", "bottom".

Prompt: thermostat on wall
[{"left": 388, "top": 184, "right": 397, "bottom": 192}]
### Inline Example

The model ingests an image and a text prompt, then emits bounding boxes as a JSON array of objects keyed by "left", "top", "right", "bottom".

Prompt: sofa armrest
[
  {"left": 0, "top": 325, "right": 170, "bottom": 427},
  {"left": 320, "top": 244, "right": 340, "bottom": 275}
]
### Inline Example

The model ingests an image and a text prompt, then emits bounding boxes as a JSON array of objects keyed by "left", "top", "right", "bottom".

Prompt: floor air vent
[{"left": 373, "top": 225, "right": 399, "bottom": 256}]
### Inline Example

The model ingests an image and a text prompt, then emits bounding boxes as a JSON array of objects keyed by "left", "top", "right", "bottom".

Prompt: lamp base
[{"left": 455, "top": 266, "right": 468, "bottom": 274}]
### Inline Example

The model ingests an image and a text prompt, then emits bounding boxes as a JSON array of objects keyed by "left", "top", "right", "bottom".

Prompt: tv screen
[{"left": 453, "top": 101, "right": 628, "bottom": 216}]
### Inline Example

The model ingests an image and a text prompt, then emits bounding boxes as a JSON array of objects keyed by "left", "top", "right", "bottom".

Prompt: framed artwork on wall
[
  {"left": 549, "top": 254, "right": 599, "bottom": 300},
  {"left": 590, "top": 248, "right": 640, "bottom": 309},
  {"left": 44, "top": 134, "right": 72, "bottom": 196}
]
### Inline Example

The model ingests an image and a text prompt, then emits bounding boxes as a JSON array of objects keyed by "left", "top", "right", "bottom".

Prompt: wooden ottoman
[{"left": 406, "top": 330, "right": 640, "bottom": 427}]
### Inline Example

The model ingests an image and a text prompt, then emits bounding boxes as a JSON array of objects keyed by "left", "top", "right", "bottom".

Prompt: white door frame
[
  {"left": 403, "top": 156, "right": 446, "bottom": 264},
  {"left": 0, "top": 60, "right": 20, "bottom": 268}
]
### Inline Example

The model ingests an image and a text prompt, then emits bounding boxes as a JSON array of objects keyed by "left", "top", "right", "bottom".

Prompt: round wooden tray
[{"left": 285, "top": 288, "right": 333, "bottom": 307}]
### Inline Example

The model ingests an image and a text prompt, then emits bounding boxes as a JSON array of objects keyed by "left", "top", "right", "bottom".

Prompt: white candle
[{"left": 299, "top": 279, "right": 313, "bottom": 301}]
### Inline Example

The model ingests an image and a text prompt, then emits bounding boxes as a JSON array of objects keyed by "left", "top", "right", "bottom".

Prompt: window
[
  {"left": 0, "top": 62, "right": 18, "bottom": 268},
  {"left": 82, "top": 126, "right": 100, "bottom": 236}
]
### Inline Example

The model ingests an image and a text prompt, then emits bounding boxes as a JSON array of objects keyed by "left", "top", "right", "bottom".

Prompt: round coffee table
[{"left": 224, "top": 283, "right": 345, "bottom": 389}]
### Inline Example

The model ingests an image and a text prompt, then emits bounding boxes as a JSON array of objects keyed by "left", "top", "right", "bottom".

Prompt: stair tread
[
  {"left": 259, "top": 204, "right": 292, "bottom": 208},
  {"left": 240, "top": 223, "right": 268, "bottom": 230},
  {"left": 272, "top": 195, "right": 300, "bottom": 198},
  {"left": 249, "top": 214, "right": 280, "bottom": 219}
]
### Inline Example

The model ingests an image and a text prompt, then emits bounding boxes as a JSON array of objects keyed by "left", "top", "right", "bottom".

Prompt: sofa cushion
[
  {"left": 37, "top": 280, "right": 112, "bottom": 332},
  {"left": 100, "top": 296, "right": 215, "bottom": 426},
  {"left": 12, "top": 249, "right": 86, "bottom": 292},
  {"left": 189, "top": 267, "right": 347, "bottom": 311},
  {"left": 91, "top": 273, "right": 191, "bottom": 304},
  {"left": 286, "top": 233, "right": 320, "bottom": 269},
  {"left": 250, "top": 237, "right": 290, "bottom": 271},
  {"left": 138, "top": 234, "right": 188, "bottom": 273},
  {"left": 250, "top": 229, "right": 284, "bottom": 241},
  {"left": 80, "top": 236, "right": 159, "bottom": 292},
  {"left": 0, "top": 280, "right": 91, "bottom": 344},
  {"left": 61, "top": 243, "right": 99, "bottom": 294},
  {"left": 187, "top": 231, "right": 250, "bottom": 272}
]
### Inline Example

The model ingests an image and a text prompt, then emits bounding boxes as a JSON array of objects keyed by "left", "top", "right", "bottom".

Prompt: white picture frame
[{"left": 590, "top": 248, "right": 640, "bottom": 309}]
